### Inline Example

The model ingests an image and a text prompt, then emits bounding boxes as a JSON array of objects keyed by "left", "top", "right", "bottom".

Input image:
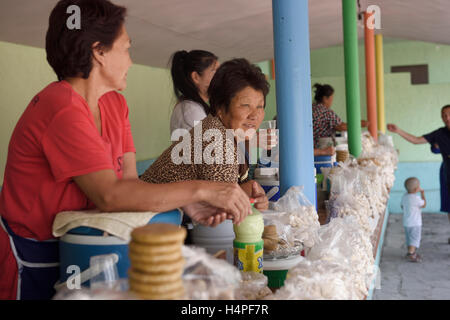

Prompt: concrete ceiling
[{"left": 1, "top": 0, "right": 450, "bottom": 68}]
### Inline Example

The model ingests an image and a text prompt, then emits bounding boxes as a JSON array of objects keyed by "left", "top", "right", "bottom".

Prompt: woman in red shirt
[{"left": 0, "top": 0, "right": 252, "bottom": 300}]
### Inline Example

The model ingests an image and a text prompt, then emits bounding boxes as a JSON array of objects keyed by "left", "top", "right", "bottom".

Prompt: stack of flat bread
[
  {"left": 262, "top": 225, "right": 288, "bottom": 253},
  {"left": 128, "top": 223, "right": 186, "bottom": 300}
]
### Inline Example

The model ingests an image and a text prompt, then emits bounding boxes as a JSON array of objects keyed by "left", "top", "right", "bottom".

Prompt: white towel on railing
[{"left": 52, "top": 210, "right": 158, "bottom": 241}]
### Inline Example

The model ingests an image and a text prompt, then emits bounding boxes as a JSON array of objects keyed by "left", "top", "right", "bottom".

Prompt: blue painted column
[{"left": 272, "top": 0, "right": 315, "bottom": 205}]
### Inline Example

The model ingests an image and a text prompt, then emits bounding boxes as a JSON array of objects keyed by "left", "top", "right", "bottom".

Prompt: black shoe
[{"left": 406, "top": 252, "right": 422, "bottom": 263}]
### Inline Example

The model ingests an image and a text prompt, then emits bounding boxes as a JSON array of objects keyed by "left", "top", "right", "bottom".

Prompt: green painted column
[{"left": 342, "top": 0, "right": 362, "bottom": 157}]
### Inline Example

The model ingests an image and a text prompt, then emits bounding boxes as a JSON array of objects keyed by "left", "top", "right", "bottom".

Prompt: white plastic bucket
[
  {"left": 263, "top": 255, "right": 304, "bottom": 271},
  {"left": 190, "top": 220, "right": 235, "bottom": 265}
]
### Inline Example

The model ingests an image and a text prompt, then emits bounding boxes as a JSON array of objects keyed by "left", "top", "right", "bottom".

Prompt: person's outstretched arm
[{"left": 387, "top": 124, "right": 427, "bottom": 144}]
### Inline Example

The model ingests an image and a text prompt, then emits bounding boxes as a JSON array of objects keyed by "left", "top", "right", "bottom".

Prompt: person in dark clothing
[{"left": 388, "top": 104, "right": 450, "bottom": 244}]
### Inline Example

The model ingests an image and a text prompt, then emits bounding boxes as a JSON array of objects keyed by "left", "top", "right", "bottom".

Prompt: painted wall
[
  {"left": 259, "top": 39, "right": 450, "bottom": 213},
  {"left": 311, "top": 38, "right": 450, "bottom": 84}
]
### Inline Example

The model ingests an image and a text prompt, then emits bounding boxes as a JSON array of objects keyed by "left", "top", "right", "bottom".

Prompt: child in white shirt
[{"left": 401, "top": 177, "right": 426, "bottom": 262}]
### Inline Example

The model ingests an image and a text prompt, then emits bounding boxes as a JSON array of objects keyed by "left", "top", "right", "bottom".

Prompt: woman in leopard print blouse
[{"left": 141, "top": 58, "right": 270, "bottom": 211}]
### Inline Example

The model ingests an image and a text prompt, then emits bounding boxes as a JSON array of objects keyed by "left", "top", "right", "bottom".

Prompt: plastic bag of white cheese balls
[
  {"left": 268, "top": 260, "right": 360, "bottom": 300},
  {"left": 182, "top": 245, "right": 241, "bottom": 300},
  {"left": 306, "top": 216, "right": 374, "bottom": 298},
  {"left": 272, "top": 186, "right": 321, "bottom": 248},
  {"left": 269, "top": 218, "right": 374, "bottom": 300},
  {"left": 235, "top": 272, "right": 273, "bottom": 300}
]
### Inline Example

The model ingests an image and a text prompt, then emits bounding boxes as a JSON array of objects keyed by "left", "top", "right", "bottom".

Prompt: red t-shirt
[{"left": 0, "top": 80, "right": 135, "bottom": 299}]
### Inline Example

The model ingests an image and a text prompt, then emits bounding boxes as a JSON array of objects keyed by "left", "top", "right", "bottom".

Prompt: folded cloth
[{"left": 52, "top": 210, "right": 158, "bottom": 241}]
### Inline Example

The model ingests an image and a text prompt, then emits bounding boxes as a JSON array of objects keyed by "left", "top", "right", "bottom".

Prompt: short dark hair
[
  {"left": 46, "top": 0, "right": 127, "bottom": 81},
  {"left": 313, "top": 83, "right": 334, "bottom": 104},
  {"left": 170, "top": 50, "right": 218, "bottom": 114},
  {"left": 441, "top": 105, "right": 450, "bottom": 112},
  {"left": 208, "top": 58, "right": 269, "bottom": 116}
]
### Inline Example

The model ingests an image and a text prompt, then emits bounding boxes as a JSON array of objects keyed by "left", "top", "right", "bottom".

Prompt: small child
[{"left": 401, "top": 177, "right": 426, "bottom": 262}]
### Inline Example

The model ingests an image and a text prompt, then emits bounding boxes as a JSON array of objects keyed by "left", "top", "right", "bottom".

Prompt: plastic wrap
[
  {"left": 52, "top": 279, "right": 136, "bottom": 300},
  {"left": 269, "top": 217, "right": 375, "bottom": 300},
  {"left": 326, "top": 145, "right": 395, "bottom": 235},
  {"left": 306, "top": 216, "right": 374, "bottom": 298},
  {"left": 269, "top": 259, "right": 359, "bottom": 300},
  {"left": 263, "top": 186, "right": 320, "bottom": 254},
  {"left": 182, "top": 245, "right": 241, "bottom": 300},
  {"left": 266, "top": 132, "right": 397, "bottom": 300},
  {"left": 235, "top": 272, "right": 273, "bottom": 300},
  {"left": 262, "top": 212, "right": 303, "bottom": 259}
]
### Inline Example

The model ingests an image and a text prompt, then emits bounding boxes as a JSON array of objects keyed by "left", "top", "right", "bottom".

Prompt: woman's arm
[
  {"left": 73, "top": 169, "right": 252, "bottom": 224},
  {"left": 314, "top": 146, "right": 335, "bottom": 156},
  {"left": 387, "top": 124, "right": 427, "bottom": 144},
  {"left": 335, "top": 122, "right": 347, "bottom": 131},
  {"left": 122, "top": 152, "right": 138, "bottom": 179},
  {"left": 334, "top": 120, "right": 368, "bottom": 132}
]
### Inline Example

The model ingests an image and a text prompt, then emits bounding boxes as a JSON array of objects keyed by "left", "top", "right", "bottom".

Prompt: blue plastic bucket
[
  {"left": 257, "top": 179, "right": 280, "bottom": 202},
  {"left": 58, "top": 209, "right": 181, "bottom": 285},
  {"left": 314, "top": 155, "right": 337, "bottom": 174}
]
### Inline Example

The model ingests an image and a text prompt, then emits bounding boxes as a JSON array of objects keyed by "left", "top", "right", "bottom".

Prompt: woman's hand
[
  {"left": 181, "top": 202, "right": 227, "bottom": 227},
  {"left": 361, "top": 120, "right": 369, "bottom": 127},
  {"left": 198, "top": 181, "right": 252, "bottom": 225},
  {"left": 251, "top": 181, "right": 269, "bottom": 211}
]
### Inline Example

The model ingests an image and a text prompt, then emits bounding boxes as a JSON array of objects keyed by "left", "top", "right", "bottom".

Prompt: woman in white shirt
[{"left": 169, "top": 50, "right": 219, "bottom": 134}]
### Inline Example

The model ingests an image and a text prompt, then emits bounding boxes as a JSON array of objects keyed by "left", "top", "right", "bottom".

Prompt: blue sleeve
[
  {"left": 430, "top": 145, "right": 440, "bottom": 154},
  {"left": 423, "top": 128, "right": 441, "bottom": 145}
]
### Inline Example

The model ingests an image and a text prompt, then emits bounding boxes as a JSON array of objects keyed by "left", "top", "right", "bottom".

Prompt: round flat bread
[
  {"left": 128, "top": 249, "right": 182, "bottom": 264},
  {"left": 129, "top": 278, "right": 184, "bottom": 294},
  {"left": 128, "top": 241, "right": 181, "bottom": 255},
  {"left": 130, "top": 257, "right": 185, "bottom": 274},
  {"left": 131, "top": 224, "right": 186, "bottom": 244},
  {"left": 128, "top": 268, "right": 183, "bottom": 284},
  {"left": 263, "top": 225, "right": 277, "bottom": 236}
]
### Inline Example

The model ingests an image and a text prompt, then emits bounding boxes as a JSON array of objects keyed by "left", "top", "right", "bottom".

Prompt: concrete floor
[{"left": 373, "top": 213, "right": 450, "bottom": 300}]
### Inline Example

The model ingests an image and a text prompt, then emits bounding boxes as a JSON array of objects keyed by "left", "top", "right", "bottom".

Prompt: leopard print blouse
[{"left": 140, "top": 115, "right": 249, "bottom": 185}]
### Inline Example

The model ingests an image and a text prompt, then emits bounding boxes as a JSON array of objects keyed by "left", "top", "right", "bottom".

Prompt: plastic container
[
  {"left": 263, "top": 255, "right": 304, "bottom": 289},
  {"left": 190, "top": 220, "right": 235, "bottom": 265},
  {"left": 314, "top": 168, "right": 318, "bottom": 211},
  {"left": 233, "top": 207, "right": 265, "bottom": 273},
  {"left": 314, "top": 155, "right": 337, "bottom": 174},
  {"left": 89, "top": 254, "right": 120, "bottom": 290},
  {"left": 259, "top": 120, "right": 277, "bottom": 130},
  {"left": 58, "top": 209, "right": 181, "bottom": 286},
  {"left": 254, "top": 167, "right": 280, "bottom": 202},
  {"left": 59, "top": 232, "right": 129, "bottom": 286},
  {"left": 318, "top": 137, "right": 333, "bottom": 149},
  {"left": 334, "top": 137, "right": 348, "bottom": 146}
]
